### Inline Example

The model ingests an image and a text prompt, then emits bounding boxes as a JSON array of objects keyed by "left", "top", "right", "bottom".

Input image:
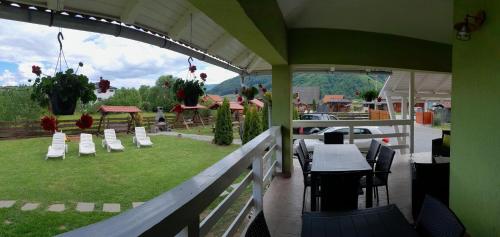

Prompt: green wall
[
  {"left": 288, "top": 28, "right": 452, "bottom": 72},
  {"left": 451, "top": 1, "right": 500, "bottom": 236}
]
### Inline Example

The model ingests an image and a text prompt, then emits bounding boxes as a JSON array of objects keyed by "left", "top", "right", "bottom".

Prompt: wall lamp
[{"left": 454, "top": 10, "right": 486, "bottom": 41}]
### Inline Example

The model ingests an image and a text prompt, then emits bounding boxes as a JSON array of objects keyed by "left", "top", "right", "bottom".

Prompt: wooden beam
[
  {"left": 120, "top": 0, "right": 144, "bottom": 24},
  {"left": 47, "top": 0, "right": 64, "bottom": 11},
  {"left": 246, "top": 56, "right": 262, "bottom": 72}
]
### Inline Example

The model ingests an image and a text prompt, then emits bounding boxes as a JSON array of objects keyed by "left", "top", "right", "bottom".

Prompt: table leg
[
  {"left": 311, "top": 173, "right": 317, "bottom": 211},
  {"left": 366, "top": 171, "right": 373, "bottom": 208}
]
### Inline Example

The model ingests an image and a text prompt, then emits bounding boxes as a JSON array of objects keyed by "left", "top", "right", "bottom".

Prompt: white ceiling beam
[
  {"left": 232, "top": 50, "right": 253, "bottom": 66},
  {"left": 434, "top": 77, "right": 451, "bottom": 91},
  {"left": 246, "top": 56, "right": 262, "bottom": 72},
  {"left": 169, "top": 7, "right": 198, "bottom": 41},
  {"left": 120, "top": 0, "right": 145, "bottom": 24},
  {"left": 47, "top": 0, "right": 64, "bottom": 11},
  {"left": 207, "top": 33, "right": 233, "bottom": 55},
  {"left": 415, "top": 74, "right": 429, "bottom": 91}
]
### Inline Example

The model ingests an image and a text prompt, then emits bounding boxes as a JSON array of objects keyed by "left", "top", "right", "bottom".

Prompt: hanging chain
[{"left": 53, "top": 0, "right": 68, "bottom": 75}]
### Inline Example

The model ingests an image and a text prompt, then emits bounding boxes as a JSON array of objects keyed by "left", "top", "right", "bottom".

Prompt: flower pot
[
  {"left": 183, "top": 94, "right": 199, "bottom": 107},
  {"left": 50, "top": 94, "right": 77, "bottom": 115}
]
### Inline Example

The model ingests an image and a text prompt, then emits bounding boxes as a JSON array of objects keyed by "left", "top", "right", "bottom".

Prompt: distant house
[
  {"left": 94, "top": 83, "right": 117, "bottom": 101},
  {"left": 202, "top": 94, "right": 224, "bottom": 103},
  {"left": 293, "top": 86, "right": 320, "bottom": 112},
  {"left": 322, "top": 95, "right": 351, "bottom": 112}
]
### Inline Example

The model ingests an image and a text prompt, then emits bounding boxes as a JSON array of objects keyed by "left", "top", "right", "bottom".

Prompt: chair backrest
[
  {"left": 245, "top": 210, "right": 271, "bottom": 237},
  {"left": 299, "top": 139, "right": 311, "bottom": 160},
  {"left": 104, "top": 129, "right": 117, "bottom": 141},
  {"left": 51, "top": 133, "right": 66, "bottom": 149},
  {"left": 135, "top": 127, "right": 147, "bottom": 139},
  {"left": 296, "top": 144, "right": 309, "bottom": 175},
  {"left": 415, "top": 195, "right": 465, "bottom": 237},
  {"left": 374, "top": 145, "right": 396, "bottom": 183},
  {"left": 324, "top": 132, "right": 344, "bottom": 144},
  {"left": 366, "top": 139, "right": 381, "bottom": 163},
  {"left": 80, "top": 133, "right": 93, "bottom": 143}
]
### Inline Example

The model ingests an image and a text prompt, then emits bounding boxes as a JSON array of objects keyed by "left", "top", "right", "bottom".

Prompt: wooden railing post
[
  {"left": 252, "top": 154, "right": 264, "bottom": 212},
  {"left": 187, "top": 217, "right": 200, "bottom": 237}
]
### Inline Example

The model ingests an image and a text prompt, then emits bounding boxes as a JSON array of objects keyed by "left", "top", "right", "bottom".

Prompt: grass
[
  {"left": 433, "top": 123, "right": 451, "bottom": 131},
  {"left": 174, "top": 126, "right": 241, "bottom": 139},
  {"left": 0, "top": 135, "right": 239, "bottom": 236}
]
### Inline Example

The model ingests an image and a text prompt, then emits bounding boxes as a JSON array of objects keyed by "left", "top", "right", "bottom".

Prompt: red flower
[
  {"left": 200, "top": 73, "right": 207, "bottom": 81},
  {"left": 98, "top": 78, "right": 111, "bottom": 93},
  {"left": 176, "top": 89, "right": 185, "bottom": 100},
  {"left": 377, "top": 96, "right": 382, "bottom": 102},
  {"left": 40, "top": 115, "right": 58, "bottom": 133},
  {"left": 76, "top": 113, "right": 93, "bottom": 130},
  {"left": 237, "top": 96, "right": 243, "bottom": 102},
  {"left": 189, "top": 65, "right": 197, "bottom": 73},
  {"left": 173, "top": 104, "right": 183, "bottom": 113},
  {"left": 32, "top": 65, "right": 42, "bottom": 77},
  {"left": 262, "top": 88, "right": 268, "bottom": 93}
]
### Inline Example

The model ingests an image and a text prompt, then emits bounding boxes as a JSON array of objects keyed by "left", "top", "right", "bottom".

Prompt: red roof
[
  {"left": 98, "top": 105, "right": 141, "bottom": 113},
  {"left": 209, "top": 101, "right": 244, "bottom": 111},
  {"left": 202, "top": 94, "right": 223, "bottom": 103},
  {"left": 322, "top": 95, "right": 347, "bottom": 103},
  {"left": 249, "top": 99, "right": 264, "bottom": 108}
]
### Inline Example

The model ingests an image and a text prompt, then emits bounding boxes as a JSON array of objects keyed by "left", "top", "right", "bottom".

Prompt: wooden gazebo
[{"left": 96, "top": 105, "right": 141, "bottom": 135}]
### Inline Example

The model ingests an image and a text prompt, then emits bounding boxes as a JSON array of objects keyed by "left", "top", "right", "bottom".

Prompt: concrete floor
[{"left": 263, "top": 154, "right": 414, "bottom": 237}]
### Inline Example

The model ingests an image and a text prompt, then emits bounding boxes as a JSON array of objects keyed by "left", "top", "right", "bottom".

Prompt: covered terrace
[{"left": 0, "top": 0, "right": 498, "bottom": 236}]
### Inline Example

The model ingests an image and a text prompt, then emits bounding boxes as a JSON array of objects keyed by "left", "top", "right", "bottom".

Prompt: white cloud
[
  {"left": 0, "top": 19, "right": 238, "bottom": 87},
  {"left": 0, "top": 70, "right": 18, "bottom": 86}
]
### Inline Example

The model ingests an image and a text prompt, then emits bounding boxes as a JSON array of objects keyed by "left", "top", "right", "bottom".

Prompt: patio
[{"left": 264, "top": 153, "right": 413, "bottom": 237}]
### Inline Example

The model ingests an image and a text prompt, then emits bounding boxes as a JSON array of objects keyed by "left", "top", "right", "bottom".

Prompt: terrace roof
[{"left": 380, "top": 71, "right": 452, "bottom": 100}]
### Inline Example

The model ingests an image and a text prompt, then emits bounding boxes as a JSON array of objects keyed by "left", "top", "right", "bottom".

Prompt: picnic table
[{"left": 171, "top": 104, "right": 207, "bottom": 129}]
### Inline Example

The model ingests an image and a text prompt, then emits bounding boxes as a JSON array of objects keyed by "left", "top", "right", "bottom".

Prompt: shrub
[
  {"left": 214, "top": 98, "right": 233, "bottom": 145},
  {"left": 262, "top": 100, "right": 269, "bottom": 131},
  {"left": 361, "top": 89, "right": 379, "bottom": 102},
  {"left": 243, "top": 105, "right": 262, "bottom": 144}
]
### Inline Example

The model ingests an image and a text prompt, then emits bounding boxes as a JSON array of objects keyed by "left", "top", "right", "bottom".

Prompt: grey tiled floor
[{"left": 263, "top": 153, "right": 413, "bottom": 237}]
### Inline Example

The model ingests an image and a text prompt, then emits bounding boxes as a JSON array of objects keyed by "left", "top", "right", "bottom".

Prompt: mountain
[
  {"left": 204, "top": 84, "right": 218, "bottom": 91},
  {"left": 207, "top": 72, "right": 388, "bottom": 99}
]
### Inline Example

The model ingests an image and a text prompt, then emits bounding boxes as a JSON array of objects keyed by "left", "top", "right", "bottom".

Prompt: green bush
[
  {"left": 0, "top": 86, "right": 45, "bottom": 121},
  {"left": 243, "top": 105, "right": 262, "bottom": 144},
  {"left": 214, "top": 98, "right": 233, "bottom": 145},
  {"left": 262, "top": 100, "right": 269, "bottom": 131}
]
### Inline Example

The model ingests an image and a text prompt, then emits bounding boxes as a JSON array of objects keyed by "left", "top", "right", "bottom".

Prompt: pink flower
[{"left": 200, "top": 73, "right": 207, "bottom": 81}]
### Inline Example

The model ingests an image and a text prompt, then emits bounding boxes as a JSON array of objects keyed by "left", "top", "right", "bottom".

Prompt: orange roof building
[
  {"left": 202, "top": 94, "right": 224, "bottom": 103},
  {"left": 322, "top": 95, "right": 348, "bottom": 103}
]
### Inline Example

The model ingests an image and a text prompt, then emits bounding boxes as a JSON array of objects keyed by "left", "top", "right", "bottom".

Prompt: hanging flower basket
[
  {"left": 241, "top": 86, "right": 258, "bottom": 101},
  {"left": 173, "top": 57, "right": 207, "bottom": 107}
]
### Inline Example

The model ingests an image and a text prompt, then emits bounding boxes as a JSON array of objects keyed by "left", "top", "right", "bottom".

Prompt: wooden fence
[
  {"left": 0, "top": 115, "right": 213, "bottom": 140},
  {"left": 369, "top": 109, "right": 390, "bottom": 120}
]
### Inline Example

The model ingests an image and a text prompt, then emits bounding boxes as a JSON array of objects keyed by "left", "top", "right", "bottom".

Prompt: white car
[{"left": 294, "top": 126, "right": 389, "bottom": 153}]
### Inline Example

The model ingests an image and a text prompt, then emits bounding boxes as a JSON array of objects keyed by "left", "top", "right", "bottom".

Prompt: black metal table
[
  {"left": 311, "top": 144, "right": 373, "bottom": 211},
  {"left": 301, "top": 205, "right": 419, "bottom": 237}
]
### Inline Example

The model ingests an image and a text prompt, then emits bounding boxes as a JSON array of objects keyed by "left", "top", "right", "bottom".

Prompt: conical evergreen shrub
[
  {"left": 214, "top": 98, "right": 233, "bottom": 145},
  {"left": 262, "top": 101, "right": 269, "bottom": 131},
  {"left": 243, "top": 105, "right": 262, "bottom": 144}
]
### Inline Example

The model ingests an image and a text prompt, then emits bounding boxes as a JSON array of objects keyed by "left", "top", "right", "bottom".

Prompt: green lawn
[
  {"left": 174, "top": 126, "right": 241, "bottom": 139},
  {"left": 0, "top": 135, "right": 238, "bottom": 236}
]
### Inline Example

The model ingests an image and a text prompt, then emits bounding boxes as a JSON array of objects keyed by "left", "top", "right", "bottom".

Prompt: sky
[{"left": 0, "top": 19, "right": 238, "bottom": 87}]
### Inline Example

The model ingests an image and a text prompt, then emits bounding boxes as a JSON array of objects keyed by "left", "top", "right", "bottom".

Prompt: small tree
[
  {"left": 311, "top": 99, "right": 317, "bottom": 111},
  {"left": 243, "top": 105, "right": 262, "bottom": 144},
  {"left": 261, "top": 100, "right": 269, "bottom": 131},
  {"left": 214, "top": 98, "right": 233, "bottom": 145}
]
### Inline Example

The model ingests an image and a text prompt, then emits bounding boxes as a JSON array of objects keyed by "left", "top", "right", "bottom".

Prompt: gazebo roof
[
  {"left": 98, "top": 105, "right": 141, "bottom": 113},
  {"left": 380, "top": 71, "right": 452, "bottom": 100},
  {"left": 209, "top": 101, "right": 244, "bottom": 111}
]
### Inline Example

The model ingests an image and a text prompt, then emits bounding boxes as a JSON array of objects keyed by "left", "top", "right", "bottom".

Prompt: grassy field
[
  {"left": 174, "top": 126, "right": 241, "bottom": 139},
  {"left": 0, "top": 135, "right": 239, "bottom": 236}
]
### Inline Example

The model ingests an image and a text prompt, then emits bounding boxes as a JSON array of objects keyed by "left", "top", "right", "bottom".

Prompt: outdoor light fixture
[{"left": 454, "top": 10, "right": 486, "bottom": 41}]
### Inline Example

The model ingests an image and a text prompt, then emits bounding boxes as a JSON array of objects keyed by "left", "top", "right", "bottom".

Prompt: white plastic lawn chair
[
  {"left": 133, "top": 127, "right": 153, "bottom": 148},
  {"left": 46, "top": 132, "right": 68, "bottom": 160},
  {"left": 79, "top": 133, "right": 96, "bottom": 156},
  {"left": 102, "top": 129, "right": 124, "bottom": 152}
]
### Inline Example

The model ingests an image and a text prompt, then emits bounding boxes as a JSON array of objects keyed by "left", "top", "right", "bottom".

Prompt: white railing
[
  {"left": 293, "top": 119, "right": 412, "bottom": 152},
  {"left": 58, "top": 126, "right": 282, "bottom": 237}
]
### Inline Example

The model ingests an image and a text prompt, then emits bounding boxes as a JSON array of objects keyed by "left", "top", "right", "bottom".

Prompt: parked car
[
  {"left": 297, "top": 113, "right": 338, "bottom": 135},
  {"left": 293, "top": 126, "right": 389, "bottom": 153}
]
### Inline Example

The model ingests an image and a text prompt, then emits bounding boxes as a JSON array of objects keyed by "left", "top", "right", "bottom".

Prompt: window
[{"left": 353, "top": 128, "right": 372, "bottom": 135}]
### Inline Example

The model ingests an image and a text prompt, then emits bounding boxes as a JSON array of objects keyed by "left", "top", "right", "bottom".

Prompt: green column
[{"left": 271, "top": 65, "right": 292, "bottom": 177}]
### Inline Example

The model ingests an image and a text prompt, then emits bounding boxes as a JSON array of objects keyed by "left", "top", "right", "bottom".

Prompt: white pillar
[
  {"left": 386, "top": 95, "right": 404, "bottom": 147},
  {"left": 401, "top": 97, "right": 408, "bottom": 154}
]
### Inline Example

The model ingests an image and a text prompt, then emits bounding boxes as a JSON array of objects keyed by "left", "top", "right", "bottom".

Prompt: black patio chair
[
  {"left": 245, "top": 210, "right": 271, "bottom": 237},
  {"left": 324, "top": 132, "right": 344, "bottom": 144},
  {"left": 299, "top": 139, "right": 313, "bottom": 162},
  {"left": 296, "top": 145, "right": 312, "bottom": 213},
  {"left": 360, "top": 145, "right": 396, "bottom": 204},
  {"left": 366, "top": 139, "right": 381, "bottom": 167},
  {"left": 415, "top": 195, "right": 465, "bottom": 237}
]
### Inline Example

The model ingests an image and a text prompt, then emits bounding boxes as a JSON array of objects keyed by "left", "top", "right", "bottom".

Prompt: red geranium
[
  {"left": 76, "top": 113, "right": 93, "bottom": 130},
  {"left": 189, "top": 65, "right": 197, "bottom": 73},
  {"left": 377, "top": 96, "right": 382, "bottom": 102},
  {"left": 41, "top": 115, "right": 58, "bottom": 133},
  {"left": 172, "top": 104, "right": 183, "bottom": 113},
  {"left": 98, "top": 78, "right": 111, "bottom": 93},
  {"left": 32, "top": 65, "right": 41, "bottom": 77},
  {"left": 200, "top": 73, "right": 207, "bottom": 81},
  {"left": 176, "top": 89, "right": 185, "bottom": 100},
  {"left": 237, "top": 95, "right": 243, "bottom": 102}
]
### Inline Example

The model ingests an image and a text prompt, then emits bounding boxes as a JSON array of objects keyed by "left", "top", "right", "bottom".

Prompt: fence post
[
  {"left": 252, "top": 153, "right": 264, "bottom": 213},
  {"left": 348, "top": 125, "right": 354, "bottom": 144}
]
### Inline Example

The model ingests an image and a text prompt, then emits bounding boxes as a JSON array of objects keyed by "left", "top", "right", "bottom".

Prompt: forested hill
[{"left": 208, "top": 72, "right": 388, "bottom": 99}]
